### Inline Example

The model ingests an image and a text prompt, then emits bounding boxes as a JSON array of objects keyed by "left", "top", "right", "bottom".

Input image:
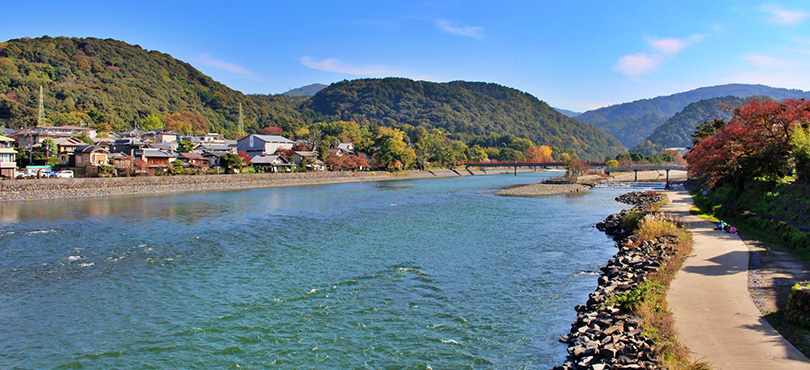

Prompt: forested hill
[
  {"left": 0, "top": 37, "right": 624, "bottom": 159},
  {"left": 578, "top": 83, "right": 810, "bottom": 148},
  {"left": 0, "top": 36, "right": 306, "bottom": 135},
  {"left": 630, "top": 96, "right": 745, "bottom": 155},
  {"left": 307, "top": 78, "right": 624, "bottom": 160}
]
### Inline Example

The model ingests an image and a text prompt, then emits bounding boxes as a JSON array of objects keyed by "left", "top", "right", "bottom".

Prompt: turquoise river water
[{"left": 0, "top": 172, "right": 629, "bottom": 369}]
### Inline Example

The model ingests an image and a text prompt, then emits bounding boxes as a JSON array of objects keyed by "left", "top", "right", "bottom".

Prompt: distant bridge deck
[
  {"left": 462, "top": 161, "right": 604, "bottom": 168},
  {"left": 462, "top": 161, "right": 686, "bottom": 178}
]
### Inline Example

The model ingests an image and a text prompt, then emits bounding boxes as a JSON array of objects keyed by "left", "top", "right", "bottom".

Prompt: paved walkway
[{"left": 663, "top": 191, "right": 810, "bottom": 369}]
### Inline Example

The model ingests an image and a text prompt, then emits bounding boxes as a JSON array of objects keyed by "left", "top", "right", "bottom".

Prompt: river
[{"left": 0, "top": 172, "right": 627, "bottom": 369}]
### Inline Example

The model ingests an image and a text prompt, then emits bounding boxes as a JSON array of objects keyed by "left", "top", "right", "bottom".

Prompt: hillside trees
[{"left": 688, "top": 99, "right": 810, "bottom": 187}]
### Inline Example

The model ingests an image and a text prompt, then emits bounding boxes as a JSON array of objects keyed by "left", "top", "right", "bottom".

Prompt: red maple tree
[{"left": 688, "top": 99, "right": 810, "bottom": 188}]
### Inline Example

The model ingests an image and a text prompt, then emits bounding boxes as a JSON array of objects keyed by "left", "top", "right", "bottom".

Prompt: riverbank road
[{"left": 663, "top": 191, "right": 810, "bottom": 369}]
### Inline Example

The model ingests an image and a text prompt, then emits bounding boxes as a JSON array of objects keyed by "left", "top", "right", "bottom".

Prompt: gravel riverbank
[{"left": 0, "top": 169, "right": 484, "bottom": 202}]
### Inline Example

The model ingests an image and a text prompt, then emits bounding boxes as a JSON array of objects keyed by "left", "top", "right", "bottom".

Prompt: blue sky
[{"left": 3, "top": 1, "right": 810, "bottom": 112}]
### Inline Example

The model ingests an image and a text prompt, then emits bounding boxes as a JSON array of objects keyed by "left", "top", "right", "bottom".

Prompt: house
[
  {"left": 118, "top": 128, "right": 147, "bottom": 139},
  {"left": 141, "top": 148, "right": 176, "bottom": 174},
  {"left": 251, "top": 154, "right": 292, "bottom": 173},
  {"left": 187, "top": 133, "right": 226, "bottom": 144},
  {"left": 178, "top": 152, "right": 209, "bottom": 169},
  {"left": 198, "top": 143, "right": 236, "bottom": 154},
  {"left": 292, "top": 151, "right": 325, "bottom": 171},
  {"left": 91, "top": 137, "right": 116, "bottom": 151},
  {"left": 72, "top": 145, "right": 110, "bottom": 168},
  {"left": 110, "top": 138, "right": 148, "bottom": 157},
  {"left": 201, "top": 151, "right": 226, "bottom": 168},
  {"left": 110, "top": 153, "right": 136, "bottom": 175},
  {"left": 53, "top": 137, "right": 85, "bottom": 165},
  {"left": 13, "top": 126, "right": 97, "bottom": 149},
  {"left": 328, "top": 147, "right": 348, "bottom": 157},
  {"left": 337, "top": 142, "right": 354, "bottom": 153},
  {"left": 0, "top": 135, "right": 17, "bottom": 178},
  {"left": 237, "top": 134, "right": 294, "bottom": 158},
  {"left": 151, "top": 129, "right": 183, "bottom": 144}
]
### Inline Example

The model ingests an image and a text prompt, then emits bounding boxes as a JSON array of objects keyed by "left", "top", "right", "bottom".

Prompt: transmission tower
[
  {"left": 37, "top": 85, "right": 45, "bottom": 127},
  {"left": 238, "top": 102, "right": 244, "bottom": 138}
]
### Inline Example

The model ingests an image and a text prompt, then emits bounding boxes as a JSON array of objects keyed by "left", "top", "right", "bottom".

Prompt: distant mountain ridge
[
  {"left": 630, "top": 96, "right": 746, "bottom": 154},
  {"left": 578, "top": 84, "right": 810, "bottom": 148},
  {"left": 282, "top": 83, "right": 327, "bottom": 97},
  {"left": 554, "top": 107, "right": 581, "bottom": 117}
]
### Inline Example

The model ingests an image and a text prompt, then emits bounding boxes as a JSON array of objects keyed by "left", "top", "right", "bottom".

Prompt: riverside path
[{"left": 662, "top": 191, "right": 810, "bottom": 369}]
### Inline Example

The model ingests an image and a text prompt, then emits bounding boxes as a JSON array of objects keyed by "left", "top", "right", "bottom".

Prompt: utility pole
[{"left": 37, "top": 85, "right": 44, "bottom": 127}]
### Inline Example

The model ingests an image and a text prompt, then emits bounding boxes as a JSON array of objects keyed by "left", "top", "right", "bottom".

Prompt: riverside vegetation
[{"left": 556, "top": 191, "right": 704, "bottom": 370}]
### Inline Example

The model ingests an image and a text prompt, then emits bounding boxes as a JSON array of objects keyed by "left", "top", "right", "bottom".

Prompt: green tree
[
  {"left": 791, "top": 125, "right": 810, "bottom": 183},
  {"left": 467, "top": 145, "right": 488, "bottom": 162},
  {"left": 32, "top": 138, "right": 58, "bottom": 165},
  {"left": 220, "top": 152, "right": 242, "bottom": 174},
  {"left": 140, "top": 113, "right": 164, "bottom": 131},
  {"left": 177, "top": 140, "right": 195, "bottom": 153},
  {"left": 77, "top": 131, "right": 93, "bottom": 144}
]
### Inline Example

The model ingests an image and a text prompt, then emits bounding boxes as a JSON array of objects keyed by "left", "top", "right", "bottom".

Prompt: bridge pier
[{"left": 634, "top": 170, "right": 638, "bottom": 182}]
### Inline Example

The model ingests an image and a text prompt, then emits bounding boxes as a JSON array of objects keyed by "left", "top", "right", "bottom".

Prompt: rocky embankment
[
  {"left": 0, "top": 169, "right": 479, "bottom": 201},
  {"left": 555, "top": 191, "right": 671, "bottom": 370}
]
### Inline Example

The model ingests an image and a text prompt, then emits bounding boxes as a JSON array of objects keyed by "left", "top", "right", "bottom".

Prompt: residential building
[
  {"left": 178, "top": 152, "right": 209, "bottom": 169},
  {"left": 141, "top": 149, "right": 176, "bottom": 174},
  {"left": 53, "top": 137, "right": 85, "bottom": 165},
  {"left": 0, "top": 135, "right": 17, "bottom": 178},
  {"left": 337, "top": 142, "right": 354, "bottom": 153},
  {"left": 292, "top": 151, "right": 325, "bottom": 171},
  {"left": 237, "top": 134, "right": 294, "bottom": 158},
  {"left": 13, "top": 126, "right": 97, "bottom": 149},
  {"left": 251, "top": 154, "right": 292, "bottom": 173},
  {"left": 73, "top": 145, "right": 110, "bottom": 168}
]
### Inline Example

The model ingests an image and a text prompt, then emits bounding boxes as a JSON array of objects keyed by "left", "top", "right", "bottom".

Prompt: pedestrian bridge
[{"left": 462, "top": 161, "right": 686, "bottom": 178}]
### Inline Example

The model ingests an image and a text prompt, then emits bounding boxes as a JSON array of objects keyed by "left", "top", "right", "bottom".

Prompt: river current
[{"left": 0, "top": 172, "right": 628, "bottom": 369}]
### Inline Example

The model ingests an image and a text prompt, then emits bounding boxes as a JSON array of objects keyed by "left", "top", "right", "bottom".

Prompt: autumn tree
[
  {"left": 260, "top": 126, "right": 284, "bottom": 135},
  {"left": 372, "top": 127, "right": 416, "bottom": 170},
  {"left": 165, "top": 111, "right": 207, "bottom": 134},
  {"left": 688, "top": 99, "right": 810, "bottom": 188},
  {"left": 526, "top": 145, "right": 553, "bottom": 162}
]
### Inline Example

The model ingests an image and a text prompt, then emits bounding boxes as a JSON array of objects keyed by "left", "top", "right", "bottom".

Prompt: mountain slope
[
  {"left": 0, "top": 36, "right": 305, "bottom": 134},
  {"left": 579, "top": 84, "right": 810, "bottom": 148},
  {"left": 307, "top": 78, "right": 625, "bottom": 160},
  {"left": 282, "top": 83, "right": 327, "bottom": 97},
  {"left": 630, "top": 96, "right": 745, "bottom": 154}
]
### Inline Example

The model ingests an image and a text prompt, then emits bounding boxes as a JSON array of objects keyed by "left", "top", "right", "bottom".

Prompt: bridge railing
[{"left": 462, "top": 161, "right": 606, "bottom": 167}]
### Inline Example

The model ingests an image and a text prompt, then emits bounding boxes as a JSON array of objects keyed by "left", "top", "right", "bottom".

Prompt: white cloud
[
  {"left": 199, "top": 53, "right": 253, "bottom": 78},
  {"left": 762, "top": 5, "right": 810, "bottom": 26},
  {"left": 722, "top": 50, "right": 810, "bottom": 89},
  {"left": 613, "top": 53, "right": 662, "bottom": 78},
  {"left": 743, "top": 53, "right": 796, "bottom": 68},
  {"left": 300, "top": 57, "right": 403, "bottom": 77},
  {"left": 435, "top": 19, "right": 484, "bottom": 38},
  {"left": 648, "top": 38, "right": 688, "bottom": 55}
]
